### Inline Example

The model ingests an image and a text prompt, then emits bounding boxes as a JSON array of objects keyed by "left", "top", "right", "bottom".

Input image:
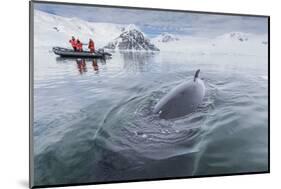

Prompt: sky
[{"left": 34, "top": 2, "right": 268, "bottom": 37}]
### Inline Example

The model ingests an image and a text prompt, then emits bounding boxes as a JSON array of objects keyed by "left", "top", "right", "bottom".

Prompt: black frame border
[{"left": 29, "top": 0, "right": 270, "bottom": 188}]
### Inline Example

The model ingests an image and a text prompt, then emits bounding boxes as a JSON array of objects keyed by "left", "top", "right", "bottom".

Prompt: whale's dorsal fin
[{"left": 194, "top": 69, "right": 200, "bottom": 82}]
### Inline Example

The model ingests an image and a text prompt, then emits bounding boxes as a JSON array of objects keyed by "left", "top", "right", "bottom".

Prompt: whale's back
[{"left": 154, "top": 79, "right": 205, "bottom": 119}]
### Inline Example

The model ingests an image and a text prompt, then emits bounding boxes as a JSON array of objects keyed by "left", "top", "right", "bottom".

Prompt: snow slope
[{"left": 34, "top": 10, "right": 124, "bottom": 48}]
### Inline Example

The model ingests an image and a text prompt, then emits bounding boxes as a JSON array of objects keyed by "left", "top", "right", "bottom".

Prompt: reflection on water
[
  {"left": 76, "top": 59, "right": 87, "bottom": 74},
  {"left": 33, "top": 48, "right": 268, "bottom": 186},
  {"left": 92, "top": 59, "right": 99, "bottom": 72},
  {"left": 55, "top": 57, "right": 107, "bottom": 75},
  {"left": 122, "top": 51, "right": 158, "bottom": 72}
]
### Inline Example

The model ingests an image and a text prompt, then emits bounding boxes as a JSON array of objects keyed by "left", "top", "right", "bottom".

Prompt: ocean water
[{"left": 33, "top": 48, "right": 268, "bottom": 186}]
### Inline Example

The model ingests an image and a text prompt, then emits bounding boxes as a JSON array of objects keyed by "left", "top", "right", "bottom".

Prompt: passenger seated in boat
[
  {"left": 69, "top": 36, "right": 77, "bottom": 51},
  {"left": 88, "top": 38, "right": 95, "bottom": 53},
  {"left": 76, "top": 39, "right": 83, "bottom": 52}
]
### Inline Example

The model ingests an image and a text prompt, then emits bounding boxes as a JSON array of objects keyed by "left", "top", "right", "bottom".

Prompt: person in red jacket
[
  {"left": 76, "top": 39, "right": 83, "bottom": 52},
  {"left": 69, "top": 36, "right": 77, "bottom": 51},
  {"left": 88, "top": 38, "right": 95, "bottom": 53}
]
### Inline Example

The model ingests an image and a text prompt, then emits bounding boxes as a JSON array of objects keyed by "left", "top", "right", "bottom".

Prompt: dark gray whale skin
[{"left": 153, "top": 70, "right": 206, "bottom": 119}]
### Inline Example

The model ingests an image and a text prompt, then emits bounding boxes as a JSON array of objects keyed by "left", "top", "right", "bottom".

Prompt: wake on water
[{"left": 98, "top": 78, "right": 218, "bottom": 160}]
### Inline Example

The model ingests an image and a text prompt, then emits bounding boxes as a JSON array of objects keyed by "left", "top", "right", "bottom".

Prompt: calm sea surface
[{"left": 33, "top": 47, "right": 268, "bottom": 186}]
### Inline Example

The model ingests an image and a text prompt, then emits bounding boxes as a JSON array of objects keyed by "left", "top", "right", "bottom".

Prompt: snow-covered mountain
[
  {"left": 153, "top": 33, "right": 179, "bottom": 43},
  {"left": 34, "top": 10, "right": 267, "bottom": 56},
  {"left": 154, "top": 32, "right": 267, "bottom": 56},
  {"left": 34, "top": 10, "right": 159, "bottom": 51},
  {"left": 219, "top": 32, "right": 250, "bottom": 42},
  {"left": 104, "top": 25, "right": 160, "bottom": 51}
]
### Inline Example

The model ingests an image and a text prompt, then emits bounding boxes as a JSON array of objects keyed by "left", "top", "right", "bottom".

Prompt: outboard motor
[{"left": 97, "top": 48, "right": 105, "bottom": 54}]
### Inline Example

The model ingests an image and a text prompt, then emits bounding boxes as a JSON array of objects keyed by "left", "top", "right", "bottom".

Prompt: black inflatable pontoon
[{"left": 53, "top": 47, "right": 112, "bottom": 58}]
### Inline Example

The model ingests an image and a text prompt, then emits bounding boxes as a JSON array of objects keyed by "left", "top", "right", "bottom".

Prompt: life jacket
[
  {"left": 76, "top": 41, "right": 83, "bottom": 51},
  {"left": 69, "top": 39, "right": 77, "bottom": 48}
]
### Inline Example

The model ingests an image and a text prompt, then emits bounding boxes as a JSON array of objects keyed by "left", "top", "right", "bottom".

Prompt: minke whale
[{"left": 153, "top": 69, "right": 206, "bottom": 119}]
